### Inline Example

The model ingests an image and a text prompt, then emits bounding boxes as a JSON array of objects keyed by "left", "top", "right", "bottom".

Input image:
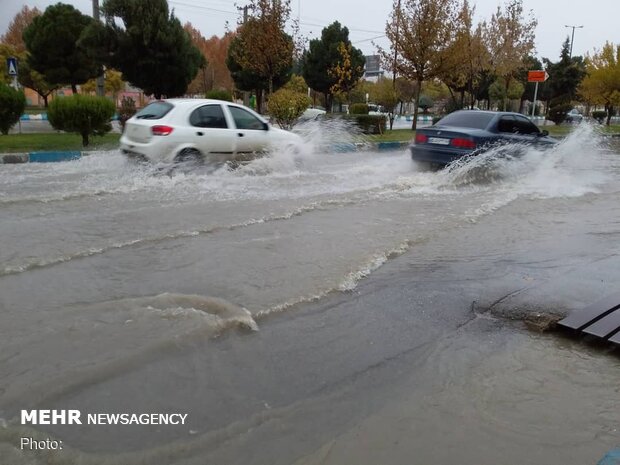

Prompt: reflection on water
[{"left": 0, "top": 122, "right": 619, "bottom": 464}]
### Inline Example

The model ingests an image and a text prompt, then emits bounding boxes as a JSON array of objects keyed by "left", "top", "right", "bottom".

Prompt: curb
[
  {"left": 1, "top": 142, "right": 412, "bottom": 164},
  {"left": 327, "top": 141, "right": 409, "bottom": 153},
  {"left": 1, "top": 151, "right": 82, "bottom": 164}
]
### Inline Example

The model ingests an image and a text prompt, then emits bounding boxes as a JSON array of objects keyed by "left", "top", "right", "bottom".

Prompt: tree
[
  {"left": 267, "top": 88, "right": 310, "bottom": 129},
  {"left": 1, "top": 7, "right": 58, "bottom": 106},
  {"left": 18, "top": 61, "right": 59, "bottom": 107},
  {"left": 483, "top": 0, "right": 537, "bottom": 110},
  {"left": 543, "top": 38, "right": 587, "bottom": 104},
  {"left": 23, "top": 3, "right": 100, "bottom": 93},
  {"left": 372, "top": 78, "right": 399, "bottom": 129},
  {"left": 303, "top": 21, "right": 364, "bottom": 112},
  {"left": 80, "top": 69, "right": 125, "bottom": 102},
  {"left": 418, "top": 94, "right": 434, "bottom": 113},
  {"left": 381, "top": 0, "right": 459, "bottom": 129},
  {"left": 184, "top": 22, "right": 210, "bottom": 95},
  {"left": 579, "top": 42, "right": 620, "bottom": 125},
  {"left": 226, "top": 33, "right": 290, "bottom": 112},
  {"left": 439, "top": 1, "right": 491, "bottom": 109},
  {"left": 284, "top": 74, "right": 309, "bottom": 94},
  {"left": 394, "top": 77, "right": 416, "bottom": 113},
  {"left": 0, "top": 83, "right": 26, "bottom": 135},
  {"left": 117, "top": 96, "right": 136, "bottom": 129},
  {"left": 85, "top": 0, "right": 204, "bottom": 99},
  {"left": 229, "top": 0, "right": 294, "bottom": 96},
  {"left": 47, "top": 95, "right": 115, "bottom": 146},
  {"left": 489, "top": 77, "right": 524, "bottom": 111},
  {"left": 329, "top": 41, "right": 365, "bottom": 108},
  {"left": 1, "top": 6, "right": 41, "bottom": 54}
]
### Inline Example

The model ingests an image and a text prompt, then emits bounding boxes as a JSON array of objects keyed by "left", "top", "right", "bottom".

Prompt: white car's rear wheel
[{"left": 174, "top": 148, "right": 203, "bottom": 164}]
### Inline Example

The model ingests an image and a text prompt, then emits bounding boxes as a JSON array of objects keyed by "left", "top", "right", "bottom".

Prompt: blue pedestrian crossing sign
[{"left": 7, "top": 57, "right": 18, "bottom": 76}]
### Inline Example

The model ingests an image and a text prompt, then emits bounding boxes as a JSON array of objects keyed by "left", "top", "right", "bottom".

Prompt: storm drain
[{"left": 558, "top": 293, "right": 620, "bottom": 345}]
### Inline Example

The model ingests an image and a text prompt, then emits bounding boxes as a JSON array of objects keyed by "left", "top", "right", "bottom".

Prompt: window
[
  {"left": 135, "top": 101, "right": 174, "bottom": 120},
  {"left": 228, "top": 106, "right": 266, "bottom": 130},
  {"left": 513, "top": 115, "right": 540, "bottom": 135},
  {"left": 436, "top": 112, "right": 495, "bottom": 130},
  {"left": 189, "top": 105, "right": 228, "bottom": 129},
  {"left": 498, "top": 116, "right": 516, "bottom": 133}
]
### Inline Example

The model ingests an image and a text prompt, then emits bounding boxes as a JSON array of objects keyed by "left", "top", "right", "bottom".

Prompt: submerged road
[{"left": 0, "top": 123, "right": 619, "bottom": 464}]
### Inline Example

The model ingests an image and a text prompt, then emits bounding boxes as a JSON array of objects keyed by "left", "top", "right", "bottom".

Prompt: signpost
[
  {"left": 528, "top": 70, "right": 549, "bottom": 118},
  {"left": 7, "top": 57, "right": 19, "bottom": 90},
  {"left": 6, "top": 57, "right": 22, "bottom": 134}
]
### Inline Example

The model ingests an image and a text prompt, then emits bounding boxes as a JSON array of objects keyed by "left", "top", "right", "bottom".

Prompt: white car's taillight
[{"left": 151, "top": 125, "right": 174, "bottom": 136}]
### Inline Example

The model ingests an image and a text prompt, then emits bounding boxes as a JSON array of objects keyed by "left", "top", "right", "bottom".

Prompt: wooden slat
[
  {"left": 582, "top": 309, "right": 620, "bottom": 338},
  {"left": 558, "top": 292, "right": 620, "bottom": 330}
]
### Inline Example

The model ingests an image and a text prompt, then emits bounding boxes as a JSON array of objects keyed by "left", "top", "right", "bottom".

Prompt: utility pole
[
  {"left": 565, "top": 24, "right": 583, "bottom": 58},
  {"left": 237, "top": 5, "right": 250, "bottom": 107},
  {"left": 93, "top": 0, "right": 105, "bottom": 97},
  {"left": 392, "top": 0, "right": 401, "bottom": 89}
]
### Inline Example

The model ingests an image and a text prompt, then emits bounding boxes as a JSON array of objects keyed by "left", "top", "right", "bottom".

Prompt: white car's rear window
[{"left": 135, "top": 101, "right": 174, "bottom": 120}]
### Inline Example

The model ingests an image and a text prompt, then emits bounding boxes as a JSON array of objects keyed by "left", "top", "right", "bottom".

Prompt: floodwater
[{"left": 0, "top": 122, "right": 619, "bottom": 464}]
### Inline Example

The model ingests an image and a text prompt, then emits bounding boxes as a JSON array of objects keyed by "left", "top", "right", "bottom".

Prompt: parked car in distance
[
  {"left": 565, "top": 109, "right": 584, "bottom": 123},
  {"left": 120, "top": 99, "right": 302, "bottom": 164},
  {"left": 410, "top": 110, "right": 556, "bottom": 168},
  {"left": 298, "top": 107, "right": 326, "bottom": 122}
]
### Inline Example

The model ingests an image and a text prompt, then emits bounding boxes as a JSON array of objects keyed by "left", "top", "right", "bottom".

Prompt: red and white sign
[{"left": 528, "top": 70, "right": 549, "bottom": 82}]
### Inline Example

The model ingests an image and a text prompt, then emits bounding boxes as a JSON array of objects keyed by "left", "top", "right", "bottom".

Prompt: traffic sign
[
  {"left": 528, "top": 70, "right": 548, "bottom": 82},
  {"left": 7, "top": 57, "right": 18, "bottom": 76}
]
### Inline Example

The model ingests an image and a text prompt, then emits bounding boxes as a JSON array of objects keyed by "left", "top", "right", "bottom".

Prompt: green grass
[
  {"left": 0, "top": 133, "right": 120, "bottom": 153},
  {"left": 370, "top": 124, "right": 620, "bottom": 141},
  {"left": 368, "top": 129, "right": 415, "bottom": 143},
  {"left": 543, "top": 124, "right": 620, "bottom": 137},
  {"left": 24, "top": 106, "right": 47, "bottom": 114}
]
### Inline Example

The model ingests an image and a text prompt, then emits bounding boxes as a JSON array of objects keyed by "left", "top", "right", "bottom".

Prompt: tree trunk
[
  {"left": 411, "top": 79, "right": 423, "bottom": 131},
  {"left": 256, "top": 90, "right": 263, "bottom": 114},
  {"left": 81, "top": 132, "right": 89, "bottom": 147},
  {"left": 72, "top": 84, "right": 78, "bottom": 94},
  {"left": 324, "top": 93, "right": 330, "bottom": 113},
  {"left": 43, "top": 95, "right": 49, "bottom": 107}
]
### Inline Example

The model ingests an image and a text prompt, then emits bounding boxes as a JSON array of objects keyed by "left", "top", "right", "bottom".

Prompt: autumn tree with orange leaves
[
  {"left": 184, "top": 23, "right": 233, "bottom": 96},
  {"left": 229, "top": 0, "right": 294, "bottom": 96},
  {"left": 1, "top": 6, "right": 41, "bottom": 53}
]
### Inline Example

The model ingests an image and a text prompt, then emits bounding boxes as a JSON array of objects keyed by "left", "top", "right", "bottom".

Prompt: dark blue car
[{"left": 410, "top": 110, "right": 556, "bottom": 167}]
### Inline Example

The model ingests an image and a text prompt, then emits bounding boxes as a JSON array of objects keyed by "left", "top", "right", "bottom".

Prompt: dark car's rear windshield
[
  {"left": 436, "top": 112, "right": 494, "bottom": 129},
  {"left": 135, "top": 101, "right": 174, "bottom": 120}
]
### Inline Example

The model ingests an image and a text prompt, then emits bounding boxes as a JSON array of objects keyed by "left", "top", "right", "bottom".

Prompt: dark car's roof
[{"left": 434, "top": 110, "right": 529, "bottom": 130}]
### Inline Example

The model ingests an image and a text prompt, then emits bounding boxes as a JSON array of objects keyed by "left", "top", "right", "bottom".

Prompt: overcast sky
[{"left": 2, "top": 0, "right": 619, "bottom": 63}]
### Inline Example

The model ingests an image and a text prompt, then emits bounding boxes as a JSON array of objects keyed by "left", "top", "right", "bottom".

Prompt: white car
[{"left": 120, "top": 99, "right": 303, "bottom": 164}]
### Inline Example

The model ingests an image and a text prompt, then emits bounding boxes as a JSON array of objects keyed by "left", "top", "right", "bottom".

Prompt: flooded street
[{"left": 0, "top": 124, "right": 619, "bottom": 464}]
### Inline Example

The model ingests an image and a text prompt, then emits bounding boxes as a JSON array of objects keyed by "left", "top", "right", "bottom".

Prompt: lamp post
[
  {"left": 564, "top": 25, "right": 583, "bottom": 58},
  {"left": 93, "top": 0, "right": 105, "bottom": 96}
]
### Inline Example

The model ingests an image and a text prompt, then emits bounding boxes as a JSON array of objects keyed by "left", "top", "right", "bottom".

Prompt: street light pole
[
  {"left": 392, "top": 0, "right": 401, "bottom": 89},
  {"left": 564, "top": 25, "right": 583, "bottom": 58},
  {"left": 93, "top": 0, "right": 105, "bottom": 96}
]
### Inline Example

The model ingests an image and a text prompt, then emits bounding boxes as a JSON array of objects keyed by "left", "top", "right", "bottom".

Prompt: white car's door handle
[
  {"left": 196, "top": 131, "right": 204, "bottom": 136},
  {"left": 238, "top": 133, "right": 244, "bottom": 137}
]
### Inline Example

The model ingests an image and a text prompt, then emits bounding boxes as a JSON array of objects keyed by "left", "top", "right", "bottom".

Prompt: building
[{"left": 363, "top": 55, "right": 384, "bottom": 82}]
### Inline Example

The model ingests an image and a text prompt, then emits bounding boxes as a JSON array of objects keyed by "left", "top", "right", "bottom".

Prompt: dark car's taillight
[
  {"left": 151, "top": 125, "right": 174, "bottom": 136},
  {"left": 415, "top": 134, "right": 428, "bottom": 144},
  {"left": 450, "top": 138, "right": 476, "bottom": 149}
]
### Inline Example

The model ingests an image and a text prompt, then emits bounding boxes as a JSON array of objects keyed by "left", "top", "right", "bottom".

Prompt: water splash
[{"left": 437, "top": 123, "right": 609, "bottom": 199}]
